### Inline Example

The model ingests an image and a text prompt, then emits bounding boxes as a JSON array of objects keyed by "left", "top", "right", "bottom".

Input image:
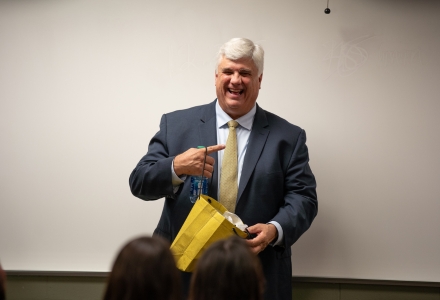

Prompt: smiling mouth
[{"left": 228, "top": 88, "right": 243, "bottom": 95}]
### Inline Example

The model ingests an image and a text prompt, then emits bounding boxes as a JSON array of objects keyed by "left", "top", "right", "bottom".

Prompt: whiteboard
[{"left": 1, "top": 0, "right": 439, "bottom": 283}]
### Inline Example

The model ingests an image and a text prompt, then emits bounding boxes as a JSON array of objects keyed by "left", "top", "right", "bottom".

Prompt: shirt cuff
[
  {"left": 171, "top": 160, "right": 186, "bottom": 193},
  {"left": 268, "top": 221, "right": 284, "bottom": 246}
]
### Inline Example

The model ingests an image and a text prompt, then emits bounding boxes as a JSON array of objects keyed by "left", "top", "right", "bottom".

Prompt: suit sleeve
[
  {"left": 272, "top": 129, "right": 318, "bottom": 248},
  {"left": 129, "top": 114, "right": 177, "bottom": 200}
]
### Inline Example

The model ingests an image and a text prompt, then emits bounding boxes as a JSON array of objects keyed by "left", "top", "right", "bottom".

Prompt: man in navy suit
[{"left": 129, "top": 38, "right": 318, "bottom": 300}]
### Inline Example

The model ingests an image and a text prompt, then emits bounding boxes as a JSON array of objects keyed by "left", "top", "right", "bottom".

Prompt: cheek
[{"left": 216, "top": 79, "right": 225, "bottom": 88}]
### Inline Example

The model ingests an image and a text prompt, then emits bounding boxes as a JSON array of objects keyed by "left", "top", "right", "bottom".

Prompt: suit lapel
[
  {"left": 238, "top": 104, "right": 269, "bottom": 202},
  {"left": 198, "top": 100, "right": 219, "bottom": 198}
]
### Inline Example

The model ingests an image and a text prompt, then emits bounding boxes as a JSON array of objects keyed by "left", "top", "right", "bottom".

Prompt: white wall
[{"left": 1, "top": 0, "right": 439, "bottom": 282}]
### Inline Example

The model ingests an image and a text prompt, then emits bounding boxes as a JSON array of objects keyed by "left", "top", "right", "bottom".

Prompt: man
[{"left": 129, "top": 38, "right": 317, "bottom": 300}]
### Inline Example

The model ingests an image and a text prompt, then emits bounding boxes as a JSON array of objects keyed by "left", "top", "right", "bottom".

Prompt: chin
[{"left": 225, "top": 98, "right": 243, "bottom": 106}]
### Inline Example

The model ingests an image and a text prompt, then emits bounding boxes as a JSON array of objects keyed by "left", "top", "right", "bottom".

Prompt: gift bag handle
[
  {"left": 233, "top": 227, "right": 257, "bottom": 240},
  {"left": 197, "top": 146, "right": 208, "bottom": 202}
]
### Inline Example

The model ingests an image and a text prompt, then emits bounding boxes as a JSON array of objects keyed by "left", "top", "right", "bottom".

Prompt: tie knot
[{"left": 227, "top": 120, "right": 239, "bottom": 128}]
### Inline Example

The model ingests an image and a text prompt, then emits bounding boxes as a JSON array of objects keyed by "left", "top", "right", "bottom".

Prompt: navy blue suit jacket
[{"left": 129, "top": 100, "right": 318, "bottom": 300}]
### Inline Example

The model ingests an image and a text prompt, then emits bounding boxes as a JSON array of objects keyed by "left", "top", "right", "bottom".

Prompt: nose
[{"left": 230, "top": 72, "right": 242, "bottom": 84}]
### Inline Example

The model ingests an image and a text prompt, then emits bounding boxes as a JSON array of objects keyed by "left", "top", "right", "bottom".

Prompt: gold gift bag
[{"left": 170, "top": 194, "right": 248, "bottom": 272}]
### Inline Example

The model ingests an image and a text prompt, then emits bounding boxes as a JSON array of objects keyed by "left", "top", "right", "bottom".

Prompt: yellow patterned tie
[{"left": 220, "top": 120, "right": 239, "bottom": 213}]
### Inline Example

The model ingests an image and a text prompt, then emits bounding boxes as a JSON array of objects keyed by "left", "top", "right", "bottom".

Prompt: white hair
[{"left": 216, "top": 38, "right": 264, "bottom": 76}]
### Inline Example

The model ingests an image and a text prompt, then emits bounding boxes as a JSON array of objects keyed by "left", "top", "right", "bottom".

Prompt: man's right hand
[{"left": 173, "top": 145, "right": 225, "bottom": 178}]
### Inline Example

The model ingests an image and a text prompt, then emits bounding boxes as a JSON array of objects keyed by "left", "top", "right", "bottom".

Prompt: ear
[
  {"left": 215, "top": 71, "right": 219, "bottom": 85},
  {"left": 258, "top": 73, "right": 263, "bottom": 89}
]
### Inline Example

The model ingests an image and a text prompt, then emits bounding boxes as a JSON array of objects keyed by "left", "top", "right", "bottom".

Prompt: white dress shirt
[
  {"left": 172, "top": 100, "right": 283, "bottom": 245},
  {"left": 215, "top": 101, "right": 283, "bottom": 246}
]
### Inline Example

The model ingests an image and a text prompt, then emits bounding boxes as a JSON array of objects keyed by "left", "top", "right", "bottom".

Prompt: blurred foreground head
[
  {"left": 103, "top": 236, "right": 181, "bottom": 300},
  {"left": 189, "top": 236, "right": 265, "bottom": 300},
  {"left": 0, "top": 262, "right": 6, "bottom": 300}
]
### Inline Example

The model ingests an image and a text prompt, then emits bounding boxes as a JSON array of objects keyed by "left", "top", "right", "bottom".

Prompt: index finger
[{"left": 206, "top": 144, "right": 226, "bottom": 154}]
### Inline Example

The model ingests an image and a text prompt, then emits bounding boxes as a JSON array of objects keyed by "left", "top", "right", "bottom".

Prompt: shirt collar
[{"left": 215, "top": 100, "right": 256, "bottom": 131}]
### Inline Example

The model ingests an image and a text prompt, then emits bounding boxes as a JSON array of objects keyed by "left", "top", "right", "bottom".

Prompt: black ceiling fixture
[{"left": 325, "top": 0, "right": 331, "bottom": 14}]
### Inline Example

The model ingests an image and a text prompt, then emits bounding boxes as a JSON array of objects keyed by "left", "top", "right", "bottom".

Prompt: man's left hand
[{"left": 246, "top": 223, "right": 278, "bottom": 254}]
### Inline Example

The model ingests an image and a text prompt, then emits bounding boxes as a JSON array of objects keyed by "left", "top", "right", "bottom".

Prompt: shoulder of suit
[
  {"left": 165, "top": 101, "right": 214, "bottom": 118},
  {"left": 259, "top": 107, "right": 303, "bottom": 132}
]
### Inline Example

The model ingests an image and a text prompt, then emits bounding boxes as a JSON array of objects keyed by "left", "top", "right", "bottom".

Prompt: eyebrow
[{"left": 222, "top": 67, "right": 252, "bottom": 73}]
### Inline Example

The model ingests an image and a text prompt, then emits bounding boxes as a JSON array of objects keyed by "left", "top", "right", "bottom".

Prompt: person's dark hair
[
  {"left": 103, "top": 236, "right": 181, "bottom": 300},
  {"left": 189, "top": 236, "right": 265, "bottom": 300},
  {"left": 0, "top": 262, "right": 6, "bottom": 300}
]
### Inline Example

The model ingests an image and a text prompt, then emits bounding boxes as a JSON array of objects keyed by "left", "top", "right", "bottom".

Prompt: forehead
[{"left": 218, "top": 57, "right": 258, "bottom": 72}]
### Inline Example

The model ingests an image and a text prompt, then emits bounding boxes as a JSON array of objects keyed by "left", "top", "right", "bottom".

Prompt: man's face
[{"left": 215, "top": 56, "right": 263, "bottom": 119}]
